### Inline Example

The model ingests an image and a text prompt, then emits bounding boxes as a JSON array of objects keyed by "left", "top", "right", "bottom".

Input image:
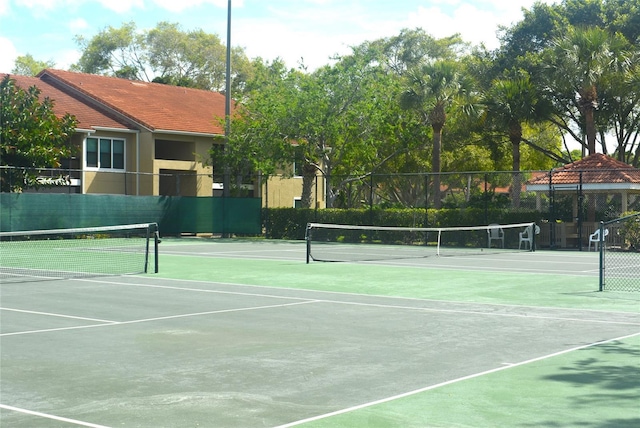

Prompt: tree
[
  {"left": 73, "top": 21, "right": 252, "bottom": 93},
  {"left": 546, "top": 26, "right": 632, "bottom": 154},
  {"left": 0, "top": 75, "right": 77, "bottom": 192},
  {"left": 598, "top": 47, "right": 640, "bottom": 164},
  {"left": 11, "top": 54, "right": 55, "bottom": 77},
  {"left": 483, "top": 72, "right": 553, "bottom": 206},
  {"left": 400, "top": 60, "right": 477, "bottom": 208},
  {"left": 495, "top": 0, "right": 640, "bottom": 162},
  {"left": 223, "top": 46, "right": 421, "bottom": 208}
]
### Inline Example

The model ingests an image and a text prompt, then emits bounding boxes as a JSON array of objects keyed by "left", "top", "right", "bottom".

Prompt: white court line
[
  {"left": 162, "top": 252, "right": 304, "bottom": 261},
  {"left": 273, "top": 331, "right": 640, "bottom": 428},
  {"left": 77, "top": 277, "right": 315, "bottom": 302},
  {"left": 0, "top": 307, "right": 116, "bottom": 323},
  {"left": 0, "top": 404, "right": 111, "bottom": 428},
  {"left": 361, "top": 260, "right": 599, "bottom": 275},
  {"left": 320, "top": 299, "right": 640, "bottom": 326},
  {"left": 0, "top": 300, "right": 318, "bottom": 337},
  {"left": 85, "top": 276, "right": 640, "bottom": 318}
]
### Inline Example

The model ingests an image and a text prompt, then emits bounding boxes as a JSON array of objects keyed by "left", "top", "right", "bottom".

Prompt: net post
[
  {"left": 153, "top": 223, "right": 160, "bottom": 273},
  {"left": 305, "top": 223, "right": 312, "bottom": 264},
  {"left": 598, "top": 221, "right": 604, "bottom": 292},
  {"left": 144, "top": 226, "right": 150, "bottom": 273},
  {"left": 531, "top": 222, "right": 536, "bottom": 252}
]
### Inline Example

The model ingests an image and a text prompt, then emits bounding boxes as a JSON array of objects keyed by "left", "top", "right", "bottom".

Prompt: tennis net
[
  {"left": 0, "top": 223, "right": 159, "bottom": 281},
  {"left": 305, "top": 222, "right": 537, "bottom": 263}
]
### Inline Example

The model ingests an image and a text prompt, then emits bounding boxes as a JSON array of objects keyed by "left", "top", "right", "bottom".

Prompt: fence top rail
[
  {"left": 0, "top": 223, "right": 158, "bottom": 237},
  {"left": 604, "top": 212, "right": 640, "bottom": 226}
]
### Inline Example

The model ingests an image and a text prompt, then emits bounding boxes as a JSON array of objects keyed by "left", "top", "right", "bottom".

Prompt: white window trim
[{"left": 84, "top": 136, "right": 126, "bottom": 171}]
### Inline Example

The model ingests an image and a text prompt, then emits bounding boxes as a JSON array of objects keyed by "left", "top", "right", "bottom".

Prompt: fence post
[
  {"left": 484, "top": 173, "right": 488, "bottom": 225},
  {"left": 578, "top": 172, "right": 584, "bottom": 251},
  {"left": 424, "top": 174, "right": 429, "bottom": 227},
  {"left": 598, "top": 221, "right": 604, "bottom": 291},
  {"left": 369, "top": 174, "right": 374, "bottom": 225},
  {"left": 548, "top": 169, "right": 555, "bottom": 249}
]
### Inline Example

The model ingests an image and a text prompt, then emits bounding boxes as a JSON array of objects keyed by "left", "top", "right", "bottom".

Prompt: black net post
[
  {"left": 305, "top": 223, "right": 312, "bottom": 264},
  {"left": 154, "top": 223, "right": 160, "bottom": 273},
  {"left": 599, "top": 221, "right": 605, "bottom": 291}
]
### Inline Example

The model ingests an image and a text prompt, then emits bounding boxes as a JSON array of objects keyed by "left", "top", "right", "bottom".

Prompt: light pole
[{"left": 225, "top": 0, "right": 231, "bottom": 136}]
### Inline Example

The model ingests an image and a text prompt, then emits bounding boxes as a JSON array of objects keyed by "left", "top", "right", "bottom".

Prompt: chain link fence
[
  {"left": 2, "top": 166, "right": 639, "bottom": 249},
  {"left": 600, "top": 213, "right": 640, "bottom": 292}
]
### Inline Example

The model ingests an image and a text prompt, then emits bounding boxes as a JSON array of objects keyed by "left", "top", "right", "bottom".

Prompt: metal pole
[
  {"left": 225, "top": 0, "right": 232, "bottom": 135},
  {"left": 598, "top": 221, "right": 604, "bottom": 291},
  {"left": 369, "top": 174, "right": 374, "bottom": 225},
  {"left": 578, "top": 172, "right": 583, "bottom": 251},
  {"left": 222, "top": 0, "right": 232, "bottom": 237},
  {"left": 305, "top": 223, "right": 311, "bottom": 264}
]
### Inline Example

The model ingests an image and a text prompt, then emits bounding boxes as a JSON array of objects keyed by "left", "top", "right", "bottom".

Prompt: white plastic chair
[
  {"left": 588, "top": 228, "right": 609, "bottom": 251},
  {"left": 519, "top": 224, "right": 540, "bottom": 250},
  {"left": 487, "top": 224, "right": 504, "bottom": 248}
]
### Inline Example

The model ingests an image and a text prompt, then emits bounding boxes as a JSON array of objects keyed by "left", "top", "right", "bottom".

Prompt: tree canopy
[
  {"left": 72, "top": 21, "right": 253, "bottom": 93},
  {"left": 11, "top": 54, "right": 55, "bottom": 77},
  {"left": 0, "top": 75, "right": 78, "bottom": 192},
  {"left": 8, "top": 0, "right": 640, "bottom": 203}
]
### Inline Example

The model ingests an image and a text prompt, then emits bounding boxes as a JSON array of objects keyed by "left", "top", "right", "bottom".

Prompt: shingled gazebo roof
[{"left": 526, "top": 154, "right": 640, "bottom": 192}]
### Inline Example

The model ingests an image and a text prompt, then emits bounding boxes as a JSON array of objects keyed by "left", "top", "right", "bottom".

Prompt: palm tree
[
  {"left": 549, "top": 27, "right": 627, "bottom": 155},
  {"left": 484, "top": 72, "right": 551, "bottom": 207},
  {"left": 401, "top": 60, "right": 473, "bottom": 208}
]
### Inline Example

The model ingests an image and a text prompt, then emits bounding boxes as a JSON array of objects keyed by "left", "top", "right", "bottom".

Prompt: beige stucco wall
[
  {"left": 75, "top": 129, "right": 310, "bottom": 202},
  {"left": 151, "top": 133, "right": 214, "bottom": 197},
  {"left": 78, "top": 130, "right": 214, "bottom": 196},
  {"left": 263, "top": 174, "right": 326, "bottom": 208}
]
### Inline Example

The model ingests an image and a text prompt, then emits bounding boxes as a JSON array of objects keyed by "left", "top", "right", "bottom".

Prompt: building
[{"left": 4, "top": 70, "right": 324, "bottom": 207}]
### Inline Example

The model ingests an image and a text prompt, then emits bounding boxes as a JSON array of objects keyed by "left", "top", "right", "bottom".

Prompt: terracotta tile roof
[
  {"left": 2, "top": 73, "right": 132, "bottom": 131},
  {"left": 527, "top": 153, "right": 640, "bottom": 185},
  {"left": 39, "top": 69, "right": 227, "bottom": 135}
]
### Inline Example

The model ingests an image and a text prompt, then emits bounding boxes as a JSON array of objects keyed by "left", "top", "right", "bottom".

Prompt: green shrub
[
  {"left": 618, "top": 212, "right": 640, "bottom": 251},
  {"left": 263, "top": 207, "right": 546, "bottom": 240}
]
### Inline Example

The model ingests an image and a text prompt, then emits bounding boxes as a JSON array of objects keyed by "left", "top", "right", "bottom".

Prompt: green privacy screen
[{"left": 0, "top": 193, "right": 262, "bottom": 235}]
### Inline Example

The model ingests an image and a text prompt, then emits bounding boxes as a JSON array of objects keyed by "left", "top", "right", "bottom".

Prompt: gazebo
[{"left": 526, "top": 153, "right": 640, "bottom": 248}]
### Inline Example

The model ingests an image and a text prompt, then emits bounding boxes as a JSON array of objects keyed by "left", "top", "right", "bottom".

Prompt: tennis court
[{"left": 1, "top": 236, "right": 639, "bottom": 427}]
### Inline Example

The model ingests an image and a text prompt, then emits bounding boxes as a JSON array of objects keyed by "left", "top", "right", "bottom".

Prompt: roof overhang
[
  {"left": 526, "top": 183, "right": 640, "bottom": 192},
  {"left": 154, "top": 129, "right": 223, "bottom": 138}
]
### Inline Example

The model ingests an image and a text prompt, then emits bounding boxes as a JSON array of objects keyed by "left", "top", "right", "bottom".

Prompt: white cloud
[
  {"left": 231, "top": 0, "right": 551, "bottom": 70},
  {"left": 96, "top": 0, "right": 143, "bottom": 13},
  {"left": 0, "top": 0, "right": 10, "bottom": 15},
  {"left": 14, "top": 0, "right": 54, "bottom": 9},
  {"left": 68, "top": 17, "right": 88, "bottom": 31},
  {"left": 232, "top": 2, "right": 407, "bottom": 69},
  {"left": 55, "top": 48, "right": 81, "bottom": 69},
  {"left": 151, "top": 0, "right": 240, "bottom": 13},
  {"left": 0, "top": 36, "right": 18, "bottom": 73},
  {"left": 406, "top": 4, "right": 505, "bottom": 49}
]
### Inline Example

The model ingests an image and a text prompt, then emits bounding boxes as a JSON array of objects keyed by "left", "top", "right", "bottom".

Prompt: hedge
[{"left": 263, "top": 207, "right": 545, "bottom": 240}]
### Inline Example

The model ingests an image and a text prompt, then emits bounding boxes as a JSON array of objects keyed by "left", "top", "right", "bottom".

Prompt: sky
[{"left": 0, "top": 0, "right": 559, "bottom": 74}]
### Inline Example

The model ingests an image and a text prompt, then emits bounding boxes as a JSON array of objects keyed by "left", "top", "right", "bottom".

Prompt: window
[{"left": 86, "top": 137, "right": 125, "bottom": 169}]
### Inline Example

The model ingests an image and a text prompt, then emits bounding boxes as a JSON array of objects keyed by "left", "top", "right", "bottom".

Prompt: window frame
[{"left": 85, "top": 136, "right": 126, "bottom": 170}]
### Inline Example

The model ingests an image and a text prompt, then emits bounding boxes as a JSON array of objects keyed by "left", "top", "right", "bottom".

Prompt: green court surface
[{"left": 1, "top": 238, "right": 639, "bottom": 427}]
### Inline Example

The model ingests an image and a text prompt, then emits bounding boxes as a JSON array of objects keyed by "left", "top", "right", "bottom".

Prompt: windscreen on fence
[{"left": 0, "top": 193, "right": 261, "bottom": 235}]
